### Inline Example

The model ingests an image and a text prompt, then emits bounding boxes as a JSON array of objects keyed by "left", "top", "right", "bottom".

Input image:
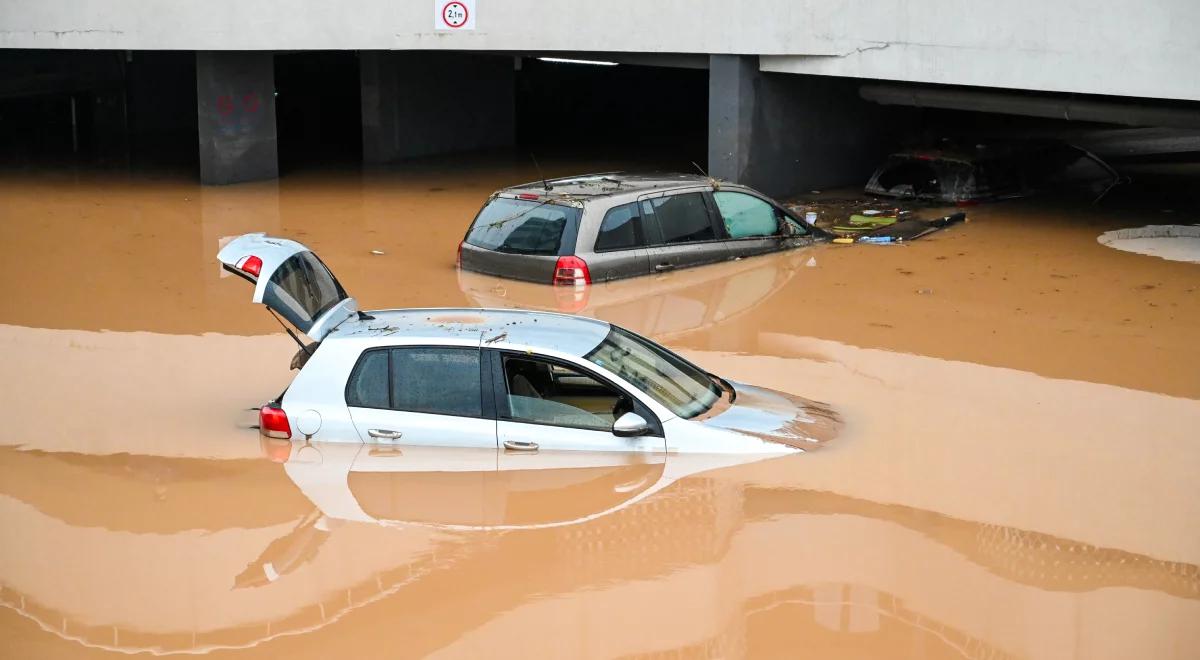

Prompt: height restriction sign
[{"left": 434, "top": 0, "right": 475, "bottom": 30}]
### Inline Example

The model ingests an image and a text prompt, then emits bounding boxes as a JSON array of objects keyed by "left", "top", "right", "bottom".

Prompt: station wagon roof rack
[{"left": 502, "top": 172, "right": 721, "bottom": 200}]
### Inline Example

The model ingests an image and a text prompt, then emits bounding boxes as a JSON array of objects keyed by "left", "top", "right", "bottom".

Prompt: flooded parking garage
[{"left": 0, "top": 158, "right": 1197, "bottom": 659}]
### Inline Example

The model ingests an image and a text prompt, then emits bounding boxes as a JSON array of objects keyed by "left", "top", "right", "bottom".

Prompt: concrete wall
[
  {"left": 361, "top": 52, "right": 514, "bottom": 163},
  {"left": 2, "top": 1, "right": 1198, "bottom": 101}
]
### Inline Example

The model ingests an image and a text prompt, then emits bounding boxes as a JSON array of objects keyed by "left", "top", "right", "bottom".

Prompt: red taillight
[
  {"left": 553, "top": 256, "right": 591, "bottom": 286},
  {"left": 259, "top": 404, "right": 291, "bottom": 439},
  {"left": 456, "top": 240, "right": 464, "bottom": 268},
  {"left": 239, "top": 255, "right": 263, "bottom": 278},
  {"left": 517, "top": 193, "right": 539, "bottom": 200}
]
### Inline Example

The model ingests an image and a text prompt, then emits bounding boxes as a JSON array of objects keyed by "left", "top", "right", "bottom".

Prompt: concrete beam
[
  {"left": 860, "top": 84, "right": 1200, "bottom": 130},
  {"left": 6, "top": 2, "right": 1198, "bottom": 101},
  {"left": 196, "top": 51, "right": 278, "bottom": 185},
  {"left": 361, "top": 52, "right": 514, "bottom": 164}
]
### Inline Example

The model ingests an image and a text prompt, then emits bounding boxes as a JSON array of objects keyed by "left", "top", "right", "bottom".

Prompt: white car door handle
[
  {"left": 503, "top": 440, "right": 538, "bottom": 451},
  {"left": 368, "top": 429, "right": 403, "bottom": 440}
]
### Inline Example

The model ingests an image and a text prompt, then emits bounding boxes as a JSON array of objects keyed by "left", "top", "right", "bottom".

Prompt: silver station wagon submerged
[
  {"left": 458, "top": 173, "right": 828, "bottom": 285},
  {"left": 218, "top": 233, "right": 839, "bottom": 456}
]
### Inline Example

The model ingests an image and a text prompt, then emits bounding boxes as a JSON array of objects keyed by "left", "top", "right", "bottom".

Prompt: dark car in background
[
  {"left": 457, "top": 173, "right": 826, "bottom": 285},
  {"left": 865, "top": 140, "right": 1121, "bottom": 204}
]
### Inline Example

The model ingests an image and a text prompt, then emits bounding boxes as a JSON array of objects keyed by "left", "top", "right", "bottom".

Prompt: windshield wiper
[{"left": 708, "top": 373, "right": 736, "bottom": 403}]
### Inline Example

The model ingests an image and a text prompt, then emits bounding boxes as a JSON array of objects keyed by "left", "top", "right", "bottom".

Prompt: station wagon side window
[
  {"left": 713, "top": 191, "right": 783, "bottom": 239},
  {"left": 500, "top": 355, "right": 631, "bottom": 431},
  {"left": 641, "top": 192, "right": 717, "bottom": 245},
  {"left": 593, "top": 202, "right": 644, "bottom": 252},
  {"left": 346, "top": 347, "right": 482, "bottom": 417}
]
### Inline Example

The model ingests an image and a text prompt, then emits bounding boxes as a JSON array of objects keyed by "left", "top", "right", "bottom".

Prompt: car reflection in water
[
  {"left": 240, "top": 435, "right": 778, "bottom": 590},
  {"left": 2, "top": 443, "right": 1197, "bottom": 657},
  {"left": 457, "top": 246, "right": 810, "bottom": 343},
  {"left": 262, "top": 435, "right": 774, "bottom": 531}
]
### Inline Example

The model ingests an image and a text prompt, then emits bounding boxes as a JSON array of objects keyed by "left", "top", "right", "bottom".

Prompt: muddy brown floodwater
[{"left": 0, "top": 161, "right": 1198, "bottom": 659}]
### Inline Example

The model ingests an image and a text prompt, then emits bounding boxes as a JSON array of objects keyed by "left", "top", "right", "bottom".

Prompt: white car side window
[
  {"left": 346, "top": 347, "right": 482, "bottom": 417},
  {"left": 502, "top": 356, "right": 632, "bottom": 431}
]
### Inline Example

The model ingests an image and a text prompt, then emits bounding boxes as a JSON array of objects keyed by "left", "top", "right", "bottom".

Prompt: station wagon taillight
[
  {"left": 238, "top": 255, "right": 263, "bottom": 278},
  {"left": 553, "top": 256, "right": 591, "bottom": 286},
  {"left": 456, "top": 240, "right": 464, "bottom": 268},
  {"left": 259, "top": 404, "right": 291, "bottom": 439}
]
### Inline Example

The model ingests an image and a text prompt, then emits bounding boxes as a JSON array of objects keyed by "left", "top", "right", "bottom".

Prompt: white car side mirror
[{"left": 612, "top": 412, "right": 650, "bottom": 437}]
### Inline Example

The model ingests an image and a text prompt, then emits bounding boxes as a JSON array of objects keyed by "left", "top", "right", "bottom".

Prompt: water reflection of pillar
[
  {"left": 745, "top": 487, "right": 1200, "bottom": 599},
  {"left": 617, "top": 583, "right": 1020, "bottom": 660},
  {"left": 200, "top": 179, "right": 281, "bottom": 318},
  {"left": 813, "top": 583, "right": 880, "bottom": 633},
  {"left": 703, "top": 314, "right": 756, "bottom": 353},
  {"left": 553, "top": 477, "right": 745, "bottom": 579}
]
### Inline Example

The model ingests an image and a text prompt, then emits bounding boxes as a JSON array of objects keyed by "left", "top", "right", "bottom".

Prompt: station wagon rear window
[{"left": 465, "top": 197, "right": 580, "bottom": 256}]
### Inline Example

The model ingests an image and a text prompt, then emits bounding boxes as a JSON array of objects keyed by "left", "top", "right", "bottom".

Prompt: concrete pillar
[
  {"left": 196, "top": 51, "right": 278, "bottom": 185},
  {"left": 708, "top": 54, "right": 908, "bottom": 198},
  {"left": 361, "top": 52, "right": 515, "bottom": 163},
  {"left": 359, "top": 51, "right": 401, "bottom": 164},
  {"left": 708, "top": 54, "right": 758, "bottom": 185},
  {"left": 89, "top": 87, "right": 130, "bottom": 165}
]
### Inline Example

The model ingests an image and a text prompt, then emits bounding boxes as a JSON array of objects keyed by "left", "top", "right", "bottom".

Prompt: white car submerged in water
[{"left": 218, "top": 233, "right": 839, "bottom": 456}]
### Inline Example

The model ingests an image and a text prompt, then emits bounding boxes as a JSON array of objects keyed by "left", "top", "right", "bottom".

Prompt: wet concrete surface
[{"left": 0, "top": 161, "right": 1197, "bottom": 658}]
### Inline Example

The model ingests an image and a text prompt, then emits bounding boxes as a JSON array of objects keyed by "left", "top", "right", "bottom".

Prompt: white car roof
[{"left": 329, "top": 308, "right": 614, "bottom": 356}]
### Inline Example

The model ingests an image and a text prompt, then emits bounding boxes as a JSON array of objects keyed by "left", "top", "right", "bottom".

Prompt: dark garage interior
[
  {"left": 1, "top": 48, "right": 1196, "bottom": 203},
  {"left": 515, "top": 57, "right": 709, "bottom": 169},
  {"left": 274, "top": 51, "right": 362, "bottom": 173}
]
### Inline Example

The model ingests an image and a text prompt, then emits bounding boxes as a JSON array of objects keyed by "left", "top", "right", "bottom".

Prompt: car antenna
[
  {"left": 267, "top": 308, "right": 313, "bottom": 356},
  {"left": 531, "top": 153, "right": 553, "bottom": 192},
  {"left": 691, "top": 161, "right": 720, "bottom": 191}
]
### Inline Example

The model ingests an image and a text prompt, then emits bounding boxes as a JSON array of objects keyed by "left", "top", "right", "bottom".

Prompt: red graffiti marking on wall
[
  {"left": 242, "top": 92, "right": 261, "bottom": 114},
  {"left": 213, "top": 91, "right": 266, "bottom": 129},
  {"left": 216, "top": 95, "right": 235, "bottom": 117}
]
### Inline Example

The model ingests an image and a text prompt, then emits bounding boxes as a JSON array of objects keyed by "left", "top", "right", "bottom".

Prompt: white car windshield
[{"left": 584, "top": 326, "right": 721, "bottom": 419}]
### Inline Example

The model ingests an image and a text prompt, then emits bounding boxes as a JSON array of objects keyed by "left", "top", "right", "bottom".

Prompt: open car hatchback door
[{"left": 218, "top": 233, "right": 357, "bottom": 342}]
